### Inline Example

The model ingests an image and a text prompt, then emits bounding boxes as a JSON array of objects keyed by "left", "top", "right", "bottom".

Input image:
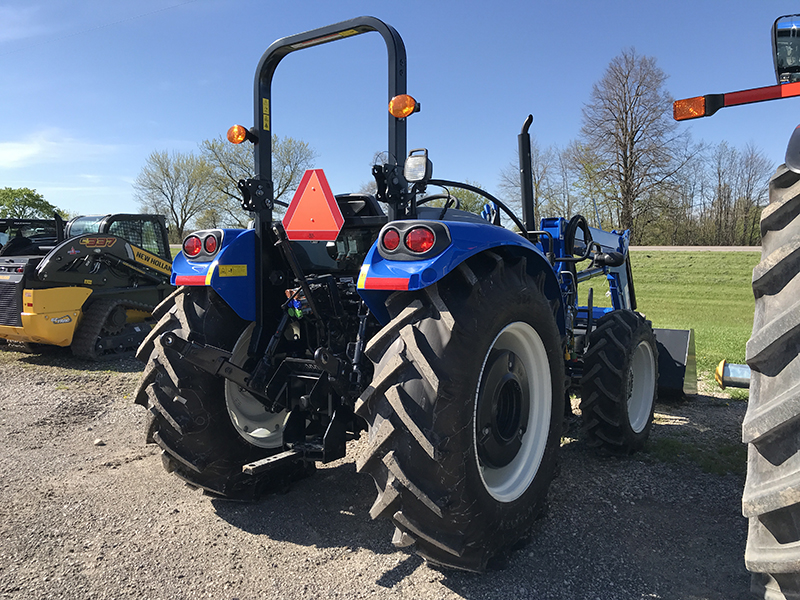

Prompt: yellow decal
[
  {"left": 339, "top": 29, "right": 359, "bottom": 38},
  {"left": 132, "top": 246, "right": 172, "bottom": 275},
  {"left": 80, "top": 237, "right": 116, "bottom": 248},
  {"left": 219, "top": 265, "right": 247, "bottom": 277},
  {"left": 357, "top": 264, "right": 369, "bottom": 289},
  {"left": 262, "top": 98, "right": 270, "bottom": 131},
  {"left": 84, "top": 279, "right": 93, "bottom": 285}
]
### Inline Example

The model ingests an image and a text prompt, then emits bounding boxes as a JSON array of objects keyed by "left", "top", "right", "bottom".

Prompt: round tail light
[
  {"left": 183, "top": 235, "right": 202, "bottom": 257},
  {"left": 203, "top": 234, "right": 218, "bottom": 254},
  {"left": 382, "top": 228, "right": 400, "bottom": 251},
  {"left": 405, "top": 227, "right": 435, "bottom": 253}
]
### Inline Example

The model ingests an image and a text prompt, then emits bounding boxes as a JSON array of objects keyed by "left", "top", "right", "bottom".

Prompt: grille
[{"left": 0, "top": 281, "right": 22, "bottom": 327}]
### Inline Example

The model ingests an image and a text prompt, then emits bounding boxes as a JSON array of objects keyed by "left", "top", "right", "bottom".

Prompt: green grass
[
  {"left": 580, "top": 250, "right": 760, "bottom": 380},
  {"left": 630, "top": 251, "right": 760, "bottom": 376}
]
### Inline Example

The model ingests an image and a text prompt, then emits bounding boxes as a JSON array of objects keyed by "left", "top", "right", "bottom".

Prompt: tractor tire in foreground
[
  {"left": 743, "top": 164, "right": 800, "bottom": 599},
  {"left": 580, "top": 310, "right": 658, "bottom": 454},
  {"left": 133, "top": 286, "right": 308, "bottom": 500},
  {"left": 357, "top": 251, "right": 564, "bottom": 571}
]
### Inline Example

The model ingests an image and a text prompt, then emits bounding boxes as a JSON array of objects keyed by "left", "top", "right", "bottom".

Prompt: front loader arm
[{"left": 36, "top": 234, "right": 171, "bottom": 287}]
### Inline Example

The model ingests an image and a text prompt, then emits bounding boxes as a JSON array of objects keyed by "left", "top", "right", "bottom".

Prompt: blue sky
[{"left": 3, "top": 0, "right": 800, "bottom": 217}]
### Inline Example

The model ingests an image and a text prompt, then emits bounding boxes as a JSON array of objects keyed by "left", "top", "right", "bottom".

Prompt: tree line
[
  {"left": 4, "top": 48, "right": 776, "bottom": 247},
  {"left": 134, "top": 47, "right": 772, "bottom": 246},
  {"left": 498, "top": 48, "right": 774, "bottom": 246},
  {"left": 134, "top": 135, "right": 315, "bottom": 243}
]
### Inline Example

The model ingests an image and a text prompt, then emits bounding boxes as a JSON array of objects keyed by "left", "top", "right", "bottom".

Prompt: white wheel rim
[
  {"left": 474, "top": 321, "right": 552, "bottom": 503},
  {"left": 627, "top": 340, "right": 656, "bottom": 434},
  {"left": 225, "top": 323, "right": 285, "bottom": 449}
]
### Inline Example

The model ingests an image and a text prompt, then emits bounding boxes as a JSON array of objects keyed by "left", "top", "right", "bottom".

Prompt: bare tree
[
  {"left": 580, "top": 48, "right": 693, "bottom": 234},
  {"left": 550, "top": 146, "right": 578, "bottom": 219},
  {"left": 134, "top": 151, "right": 216, "bottom": 243},
  {"left": 736, "top": 143, "right": 772, "bottom": 246},
  {"left": 499, "top": 136, "right": 555, "bottom": 225},
  {"left": 199, "top": 134, "right": 316, "bottom": 228}
]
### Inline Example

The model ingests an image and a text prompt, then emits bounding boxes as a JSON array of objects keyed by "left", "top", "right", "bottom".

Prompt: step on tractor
[
  {"left": 134, "top": 16, "right": 690, "bottom": 571},
  {"left": 674, "top": 14, "right": 800, "bottom": 600},
  {"left": 0, "top": 213, "right": 173, "bottom": 360}
]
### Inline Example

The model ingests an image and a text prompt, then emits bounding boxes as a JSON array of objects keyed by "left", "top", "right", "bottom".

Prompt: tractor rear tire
[
  {"left": 743, "top": 164, "right": 800, "bottom": 599},
  {"left": 357, "top": 251, "right": 564, "bottom": 571},
  {"left": 580, "top": 310, "right": 658, "bottom": 453},
  {"left": 133, "top": 286, "right": 308, "bottom": 500}
]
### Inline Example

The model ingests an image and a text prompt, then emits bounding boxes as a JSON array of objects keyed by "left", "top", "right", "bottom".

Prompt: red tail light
[
  {"left": 382, "top": 228, "right": 400, "bottom": 251},
  {"left": 405, "top": 227, "right": 435, "bottom": 253},
  {"left": 183, "top": 235, "right": 202, "bottom": 257},
  {"left": 203, "top": 234, "right": 218, "bottom": 254}
]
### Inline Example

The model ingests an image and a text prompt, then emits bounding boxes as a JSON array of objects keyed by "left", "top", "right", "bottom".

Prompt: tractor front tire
[
  {"left": 133, "top": 286, "right": 307, "bottom": 500},
  {"left": 743, "top": 164, "right": 800, "bottom": 599},
  {"left": 357, "top": 251, "right": 564, "bottom": 571},
  {"left": 580, "top": 310, "right": 658, "bottom": 454}
]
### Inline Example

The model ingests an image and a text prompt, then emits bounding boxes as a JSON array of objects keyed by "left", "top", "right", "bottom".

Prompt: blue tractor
[{"left": 135, "top": 16, "right": 662, "bottom": 571}]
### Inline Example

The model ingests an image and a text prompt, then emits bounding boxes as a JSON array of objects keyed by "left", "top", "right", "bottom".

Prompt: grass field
[{"left": 580, "top": 250, "right": 760, "bottom": 396}]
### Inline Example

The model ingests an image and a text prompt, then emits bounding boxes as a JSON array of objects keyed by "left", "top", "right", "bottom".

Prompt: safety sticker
[{"left": 219, "top": 265, "right": 247, "bottom": 277}]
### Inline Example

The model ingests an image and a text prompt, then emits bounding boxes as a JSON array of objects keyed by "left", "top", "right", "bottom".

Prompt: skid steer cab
[
  {"left": 135, "top": 16, "right": 690, "bottom": 573},
  {"left": 0, "top": 213, "right": 173, "bottom": 359}
]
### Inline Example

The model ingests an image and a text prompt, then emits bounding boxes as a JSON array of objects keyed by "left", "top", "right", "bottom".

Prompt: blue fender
[
  {"left": 172, "top": 229, "right": 256, "bottom": 321},
  {"left": 357, "top": 220, "right": 564, "bottom": 330}
]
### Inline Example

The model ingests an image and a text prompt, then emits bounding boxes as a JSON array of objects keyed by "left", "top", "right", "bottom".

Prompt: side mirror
[{"left": 773, "top": 15, "right": 800, "bottom": 84}]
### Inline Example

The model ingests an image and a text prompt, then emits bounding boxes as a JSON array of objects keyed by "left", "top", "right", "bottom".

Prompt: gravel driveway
[{"left": 0, "top": 346, "right": 751, "bottom": 600}]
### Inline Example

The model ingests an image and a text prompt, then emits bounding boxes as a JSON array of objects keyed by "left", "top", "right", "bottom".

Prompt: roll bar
[{"left": 252, "top": 16, "right": 408, "bottom": 190}]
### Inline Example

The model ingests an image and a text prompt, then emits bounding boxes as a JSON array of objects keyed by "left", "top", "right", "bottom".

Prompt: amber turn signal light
[
  {"left": 673, "top": 97, "right": 706, "bottom": 121},
  {"left": 389, "top": 94, "right": 419, "bottom": 118},
  {"left": 227, "top": 124, "right": 248, "bottom": 144},
  {"left": 227, "top": 125, "right": 259, "bottom": 144}
]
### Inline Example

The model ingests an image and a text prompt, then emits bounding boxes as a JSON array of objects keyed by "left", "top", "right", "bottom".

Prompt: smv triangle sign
[{"left": 283, "top": 169, "right": 344, "bottom": 241}]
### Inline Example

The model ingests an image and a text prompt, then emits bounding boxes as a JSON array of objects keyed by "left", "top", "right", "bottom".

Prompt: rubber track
[
  {"left": 743, "top": 165, "right": 800, "bottom": 599},
  {"left": 72, "top": 298, "right": 154, "bottom": 360}
]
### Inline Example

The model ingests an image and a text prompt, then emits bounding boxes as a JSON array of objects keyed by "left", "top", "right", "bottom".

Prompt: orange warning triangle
[{"left": 283, "top": 169, "right": 344, "bottom": 241}]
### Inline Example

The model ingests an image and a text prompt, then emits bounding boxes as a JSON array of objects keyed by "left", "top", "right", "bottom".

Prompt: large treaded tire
[
  {"left": 133, "top": 286, "right": 307, "bottom": 500},
  {"left": 743, "top": 164, "right": 800, "bottom": 599},
  {"left": 356, "top": 251, "right": 564, "bottom": 572},
  {"left": 579, "top": 310, "right": 658, "bottom": 453}
]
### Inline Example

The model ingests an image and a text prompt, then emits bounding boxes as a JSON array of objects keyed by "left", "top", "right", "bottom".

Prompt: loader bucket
[{"left": 653, "top": 328, "right": 697, "bottom": 398}]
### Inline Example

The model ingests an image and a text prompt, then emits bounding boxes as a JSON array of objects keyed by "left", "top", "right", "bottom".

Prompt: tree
[
  {"left": 133, "top": 150, "right": 216, "bottom": 243},
  {"left": 425, "top": 179, "right": 490, "bottom": 215},
  {"left": 0, "top": 188, "right": 63, "bottom": 218},
  {"left": 199, "top": 134, "right": 316, "bottom": 228},
  {"left": 498, "top": 136, "right": 556, "bottom": 225},
  {"left": 580, "top": 48, "right": 693, "bottom": 235},
  {"left": 564, "top": 141, "right": 617, "bottom": 229}
]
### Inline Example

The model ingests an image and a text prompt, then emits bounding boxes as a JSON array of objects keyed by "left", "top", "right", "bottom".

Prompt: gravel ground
[{"left": 0, "top": 345, "right": 752, "bottom": 600}]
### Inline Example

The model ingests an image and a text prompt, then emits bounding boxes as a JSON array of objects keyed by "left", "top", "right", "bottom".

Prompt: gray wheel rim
[
  {"left": 225, "top": 323, "right": 285, "bottom": 449},
  {"left": 473, "top": 321, "right": 552, "bottom": 503},
  {"left": 628, "top": 340, "right": 656, "bottom": 434}
]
